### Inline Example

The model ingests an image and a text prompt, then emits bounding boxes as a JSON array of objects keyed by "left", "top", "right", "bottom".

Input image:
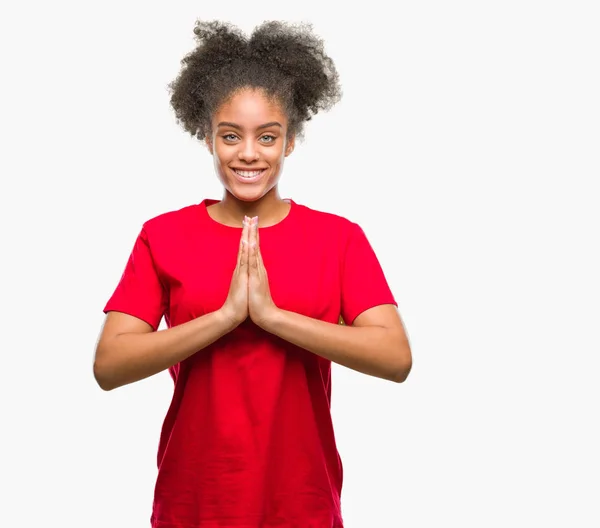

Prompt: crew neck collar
[{"left": 199, "top": 198, "right": 297, "bottom": 231}]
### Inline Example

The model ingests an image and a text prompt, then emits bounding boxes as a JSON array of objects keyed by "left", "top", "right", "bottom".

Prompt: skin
[
  {"left": 93, "top": 88, "right": 411, "bottom": 391},
  {"left": 205, "top": 88, "right": 296, "bottom": 228}
]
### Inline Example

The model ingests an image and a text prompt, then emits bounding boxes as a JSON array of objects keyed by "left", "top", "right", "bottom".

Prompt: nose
[{"left": 238, "top": 139, "right": 259, "bottom": 163}]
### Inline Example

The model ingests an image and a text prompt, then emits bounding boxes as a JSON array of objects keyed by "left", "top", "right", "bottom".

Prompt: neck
[{"left": 215, "top": 187, "right": 290, "bottom": 227}]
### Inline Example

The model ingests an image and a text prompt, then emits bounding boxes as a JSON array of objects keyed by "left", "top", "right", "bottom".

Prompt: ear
[
  {"left": 284, "top": 134, "right": 296, "bottom": 157},
  {"left": 205, "top": 134, "right": 214, "bottom": 155}
]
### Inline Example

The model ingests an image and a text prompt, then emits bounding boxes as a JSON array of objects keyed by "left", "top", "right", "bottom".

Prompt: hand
[
  {"left": 248, "top": 216, "right": 278, "bottom": 327},
  {"left": 220, "top": 217, "right": 250, "bottom": 327}
]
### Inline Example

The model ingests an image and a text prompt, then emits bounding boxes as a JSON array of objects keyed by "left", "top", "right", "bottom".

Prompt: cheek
[
  {"left": 213, "top": 146, "right": 231, "bottom": 167},
  {"left": 267, "top": 146, "right": 286, "bottom": 165}
]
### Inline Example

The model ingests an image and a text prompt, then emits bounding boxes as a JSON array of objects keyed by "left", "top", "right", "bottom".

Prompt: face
[{"left": 206, "top": 88, "right": 295, "bottom": 203}]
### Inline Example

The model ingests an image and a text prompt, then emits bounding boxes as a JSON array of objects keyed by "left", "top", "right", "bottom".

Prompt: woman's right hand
[{"left": 220, "top": 216, "right": 250, "bottom": 327}]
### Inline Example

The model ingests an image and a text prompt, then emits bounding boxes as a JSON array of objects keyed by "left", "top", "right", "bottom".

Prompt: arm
[
  {"left": 94, "top": 309, "right": 238, "bottom": 391},
  {"left": 259, "top": 304, "right": 412, "bottom": 383},
  {"left": 96, "top": 219, "right": 252, "bottom": 391},
  {"left": 246, "top": 217, "right": 411, "bottom": 382}
]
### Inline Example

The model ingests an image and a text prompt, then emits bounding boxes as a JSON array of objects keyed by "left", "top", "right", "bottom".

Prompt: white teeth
[{"left": 234, "top": 170, "right": 263, "bottom": 178}]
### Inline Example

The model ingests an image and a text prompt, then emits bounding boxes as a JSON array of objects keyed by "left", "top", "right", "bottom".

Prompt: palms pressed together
[{"left": 223, "top": 216, "right": 277, "bottom": 328}]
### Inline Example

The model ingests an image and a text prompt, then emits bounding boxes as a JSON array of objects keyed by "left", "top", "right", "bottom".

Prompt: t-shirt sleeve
[
  {"left": 103, "top": 226, "right": 167, "bottom": 331},
  {"left": 340, "top": 222, "right": 397, "bottom": 326}
]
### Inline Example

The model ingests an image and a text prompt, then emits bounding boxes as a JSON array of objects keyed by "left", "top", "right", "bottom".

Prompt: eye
[
  {"left": 260, "top": 135, "right": 276, "bottom": 144},
  {"left": 222, "top": 133, "right": 239, "bottom": 142}
]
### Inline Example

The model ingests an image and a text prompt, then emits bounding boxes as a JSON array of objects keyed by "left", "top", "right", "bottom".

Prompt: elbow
[
  {"left": 392, "top": 361, "right": 412, "bottom": 383},
  {"left": 390, "top": 342, "right": 412, "bottom": 383},
  {"left": 93, "top": 345, "right": 120, "bottom": 391},
  {"left": 93, "top": 360, "right": 117, "bottom": 391}
]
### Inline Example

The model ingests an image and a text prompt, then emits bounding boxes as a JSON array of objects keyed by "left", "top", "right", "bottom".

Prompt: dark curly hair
[{"left": 168, "top": 20, "right": 342, "bottom": 143}]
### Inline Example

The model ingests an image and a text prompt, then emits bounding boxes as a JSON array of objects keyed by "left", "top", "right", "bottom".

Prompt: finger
[
  {"left": 239, "top": 216, "right": 250, "bottom": 269},
  {"left": 249, "top": 216, "right": 258, "bottom": 246},
  {"left": 243, "top": 218, "right": 250, "bottom": 268},
  {"left": 254, "top": 220, "right": 266, "bottom": 274},
  {"left": 257, "top": 244, "right": 267, "bottom": 279},
  {"left": 236, "top": 222, "right": 244, "bottom": 267},
  {"left": 249, "top": 217, "right": 258, "bottom": 270}
]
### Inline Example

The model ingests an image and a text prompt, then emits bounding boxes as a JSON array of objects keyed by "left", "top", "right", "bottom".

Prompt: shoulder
[
  {"left": 295, "top": 202, "right": 359, "bottom": 231},
  {"left": 294, "top": 201, "right": 363, "bottom": 241},
  {"left": 140, "top": 203, "right": 202, "bottom": 236}
]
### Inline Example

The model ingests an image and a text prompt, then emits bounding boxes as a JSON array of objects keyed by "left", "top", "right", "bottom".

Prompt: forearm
[
  {"left": 95, "top": 309, "right": 238, "bottom": 390},
  {"left": 261, "top": 309, "right": 411, "bottom": 382}
]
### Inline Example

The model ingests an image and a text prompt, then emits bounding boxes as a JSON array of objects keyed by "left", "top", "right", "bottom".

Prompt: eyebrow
[{"left": 216, "top": 121, "right": 283, "bottom": 130}]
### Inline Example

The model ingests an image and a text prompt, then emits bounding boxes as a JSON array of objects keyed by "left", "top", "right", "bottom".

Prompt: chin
[
  {"left": 227, "top": 179, "right": 278, "bottom": 201},
  {"left": 228, "top": 186, "right": 269, "bottom": 203}
]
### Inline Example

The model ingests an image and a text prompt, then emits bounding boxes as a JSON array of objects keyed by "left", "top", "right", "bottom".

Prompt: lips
[
  {"left": 234, "top": 169, "right": 264, "bottom": 178},
  {"left": 231, "top": 168, "right": 267, "bottom": 184}
]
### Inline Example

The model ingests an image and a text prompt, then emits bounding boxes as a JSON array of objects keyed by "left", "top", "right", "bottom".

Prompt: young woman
[{"left": 95, "top": 20, "right": 412, "bottom": 528}]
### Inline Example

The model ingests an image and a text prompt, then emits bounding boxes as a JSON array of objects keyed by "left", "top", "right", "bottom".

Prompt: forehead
[{"left": 214, "top": 89, "right": 288, "bottom": 128}]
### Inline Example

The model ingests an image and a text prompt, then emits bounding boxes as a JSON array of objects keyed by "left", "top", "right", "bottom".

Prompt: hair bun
[
  {"left": 169, "top": 20, "right": 341, "bottom": 141},
  {"left": 249, "top": 22, "right": 341, "bottom": 120},
  {"left": 190, "top": 20, "right": 247, "bottom": 70}
]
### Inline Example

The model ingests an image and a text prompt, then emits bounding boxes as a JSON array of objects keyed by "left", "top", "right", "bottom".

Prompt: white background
[{"left": 1, "top": 1, "right": 599, "bottom": 527}]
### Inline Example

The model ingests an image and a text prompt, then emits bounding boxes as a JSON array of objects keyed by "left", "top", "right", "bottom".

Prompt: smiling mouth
[{"left": 233, "top": 169, "right": 267, "bottom": 179}]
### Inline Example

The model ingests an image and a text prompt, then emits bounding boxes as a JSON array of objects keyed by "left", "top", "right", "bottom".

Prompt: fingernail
[{"left": 252, "top": 216, "right": 258, "bottom": 225}]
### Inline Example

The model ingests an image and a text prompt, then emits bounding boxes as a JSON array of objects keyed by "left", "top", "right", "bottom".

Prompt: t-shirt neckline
[{"left": 199, "top": 198, "right": 297, "bottom": 232}]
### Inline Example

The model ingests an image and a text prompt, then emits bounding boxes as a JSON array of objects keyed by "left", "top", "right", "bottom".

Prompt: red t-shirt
[{"left": 104, "top": 198, "right": 397, "bottom": 528}]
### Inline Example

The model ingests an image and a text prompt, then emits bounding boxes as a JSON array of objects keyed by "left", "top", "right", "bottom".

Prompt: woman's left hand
[{"left": 248, "top": 217, "right": 278, "bottom": 327}]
